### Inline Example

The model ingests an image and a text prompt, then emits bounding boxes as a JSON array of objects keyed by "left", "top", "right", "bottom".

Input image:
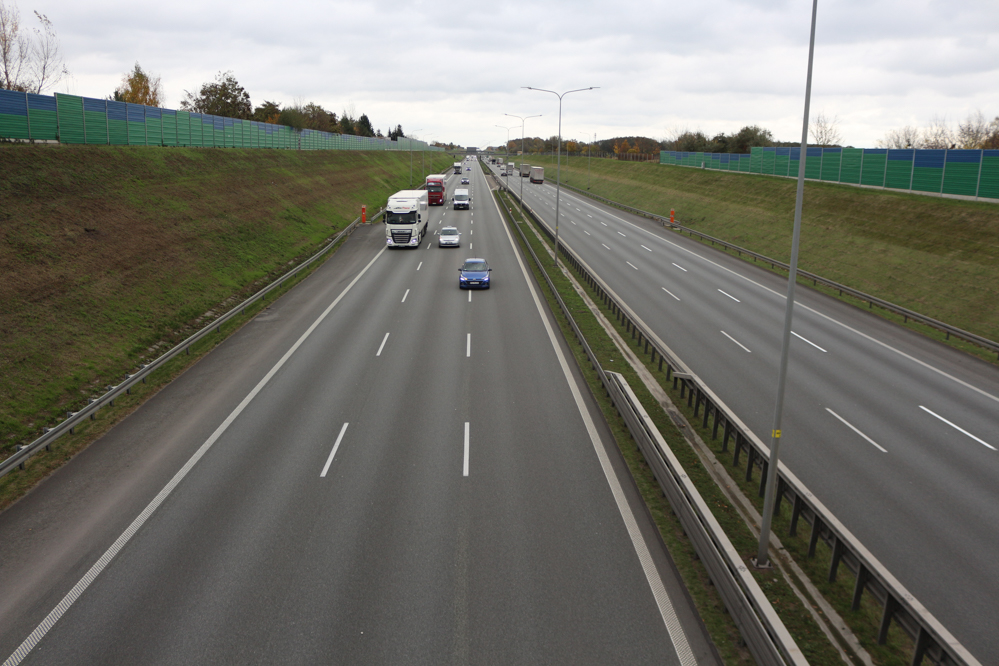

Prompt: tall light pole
[
  {"left": 523, "top": 86, "right": 598, "bottom": 268},
  {"left": 756, "top": 0, "right": 819, "bottom": 569},
  {"left": 495, "top": 124, "right": 516, "bottom": 161},
  {"left": 422, "top": 133, "right": 435, "bottom": 180},
  {"left": 504, "top": 113, "right": 541, "bottom": 224},
  {"left": 409, "top": 128, "right": 423, "bottom": 187},
  {"left": 588, "top": 132, "right": 595, "bottom": 190}
]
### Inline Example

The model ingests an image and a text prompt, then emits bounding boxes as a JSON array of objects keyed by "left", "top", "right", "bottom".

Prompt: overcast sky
[{"left": 32, "top": 0, "right": 999, "bottom": 148}]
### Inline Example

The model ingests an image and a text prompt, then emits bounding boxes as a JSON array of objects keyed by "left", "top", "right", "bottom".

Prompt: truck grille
[{"left": 391, "top": 230, "right": 413, "bottom": 244}]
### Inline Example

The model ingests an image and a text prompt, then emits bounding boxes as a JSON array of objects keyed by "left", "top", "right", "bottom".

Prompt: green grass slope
[
  {"left": 0, "top": 144, "right": 454, "bottom": 462},
  {"left": 546, "top": 156, "right": 999, "bottom": 345}
]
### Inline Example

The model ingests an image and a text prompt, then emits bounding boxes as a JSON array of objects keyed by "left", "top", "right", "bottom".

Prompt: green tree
[
  {"left": 253, "top": 100, "right": 281, "bottom": 123},
  {"left": 388, "top": 124, "right": 405, "bottom": 140},
  {"left": 180, "top": 71, "right": 252, "bottom": 118},
  {"left": 728, "top": 125, "right": 774, "bottom": 153},
  {"left": 113, "top": 62, "right": 162, "bottom": 106},
  {"left": 355, "top": 113, "right": 374, "bottom": 137}
]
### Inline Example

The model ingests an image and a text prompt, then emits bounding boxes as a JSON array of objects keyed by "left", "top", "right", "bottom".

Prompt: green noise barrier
[
  {"left": 0, "top": 89, "right": 441, "bottom": 153},
  {"left": 660, "top": 146, "right": 999, "bottom": 201}
]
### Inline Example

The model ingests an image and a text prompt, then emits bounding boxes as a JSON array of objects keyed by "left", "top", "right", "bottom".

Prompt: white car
[{"left": 438, "top": 226, "right": 461, "bottom": 247}]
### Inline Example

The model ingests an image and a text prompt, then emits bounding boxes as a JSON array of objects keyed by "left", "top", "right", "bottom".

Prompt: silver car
[{"left": 438, "top": 226, "right": 461, "bottom": 247}]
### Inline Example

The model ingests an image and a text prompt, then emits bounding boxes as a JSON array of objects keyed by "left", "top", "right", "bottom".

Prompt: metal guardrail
[
  {"left": 554, "top": 181, "right": 999, "bottom": 359},
  {"left": 496, "top": 180, "right": 806, "bottom": 666},
  {"left": 497, "top": 175, "right": 982, "bottom": 666},
  {"left": 0, "top": 210, "right": 382, "bottom": 480}
]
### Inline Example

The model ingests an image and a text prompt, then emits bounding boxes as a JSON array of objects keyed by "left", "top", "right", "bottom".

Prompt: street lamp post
[
  {"left": 409, "top": 128, "right": 423, "bottom": 187},
  {"left": 504, "top": 113, "right": 541, "bottom": 224},
  {"left": 588, "top": 132, "right": 595, "bottom": 190},
  {"left": 495, "top": 124, "right": 516, "bottom": 163},
  {"left": 523, "top": 86, "right": 598, "bottom": 268}
]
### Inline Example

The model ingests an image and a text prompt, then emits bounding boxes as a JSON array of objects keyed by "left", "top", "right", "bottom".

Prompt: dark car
[
  {"left": 461, "top": 177, "right": 469, "bottom": 184},
  {"left": 458, "top": 258, "right": 491, "bottom": 289},
  {"left": 466, "top": 166, "right": 471, "bottom": 171}
]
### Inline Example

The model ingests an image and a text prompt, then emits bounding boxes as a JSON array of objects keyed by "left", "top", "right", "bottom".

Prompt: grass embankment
[
  {"left": 0, "top": 144, "right": 456, "bottom": 508},
  {"left": 497, "top": 184, "right": 920, "bottom": 664},
  {"left": 541, "top": 155, "right": 999, "bottom": 353}
]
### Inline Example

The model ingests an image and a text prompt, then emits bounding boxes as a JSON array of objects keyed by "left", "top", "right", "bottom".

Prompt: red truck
[{"left": 425, "top": 175, "right": 445, "bottom": 205}]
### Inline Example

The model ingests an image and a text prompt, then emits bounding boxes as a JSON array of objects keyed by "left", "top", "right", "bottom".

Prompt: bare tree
[
  {"left": 809, "top": 111, "right": 842, "bottom": 146},
  {"left": 921, "top": 115, "right": 954, "bottom": 149},
  {"left": 877, "top": 126, "right": 922, "bottom": 149},
  {"left": 0, "top": 2, "right": 66, "bottom": 93},
  {"left": 958, "top": 110, "right": 990, "bottom": 149}
]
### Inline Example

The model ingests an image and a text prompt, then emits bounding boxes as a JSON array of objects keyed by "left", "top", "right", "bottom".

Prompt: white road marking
[
  {"left": 376, "top": 332, "right": 390, "bottom": 356},
  {"left": 466, "top": 333, "right": 471, "bottom": 357},
  {"left": 602, "top": 243, "right": 611, "bottom": 250},
  {"left": 919, "top": 406, "right": 996, "bottom": 450},
  {"left": 792, "top": 331, "right": 827, "bottom": 352},
  {"left": 321, "top": 423, "right": 350, "bottom": 476},
  {"left": 427, "top": 242, "right": 431, "bottom": 249},
  {"left": 718, "top": 289, "right": 740, "bottom": 302},
  {"left": 600, "top": 221, "right": 607, "bottom": 226},
  {"left": 721, "top": 330, "right": 751, "bottom": 353},
  {"left": 571, "top": 220, "right": 576, "bottom": 225},
  {"left": 0, "top": 246, "right": 389, "bottom": 666},
  {"left": 470, "top": 229, "right": 473, "bottom": 235},
  {"left": 626, "top": 261, "right": 639, "bottom": 270},
  {"left": 617, "top": 231, "right": 627, "bottom": 237},
  {"left": 468, "top": 290, "right": 471, "bottom": 303},
  {"left": 641, "top": 245, "right": 652, "bottom": 252},
  {"left": 470, "top": 242, "right": 473, "bottom": 250},
  {"left": 825, "top": 409, "right": 886, "bottom": 452},
  {"left": 587, "top": 214, "right": 592, "bottom": 218},
  {"left": 672, "top": 263, "right": 687, "bottom": 272},
  {"left": 463, "top": 422, "right": 470, "bottom": 476},
  {"left": 584, "top": 230, "right": 591, "bottom": 236},
  {"left": 402, "top": 289, "right": 410, "bottom": 303},
  {"left": 662, "top": 287, "right": 680, "bottom": 301},
  {"left": 417, "top": 261, "right": 423, "bottom": 271}
]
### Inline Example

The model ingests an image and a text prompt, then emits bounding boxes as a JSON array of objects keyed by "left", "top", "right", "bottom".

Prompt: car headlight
[{"left": 460, "top": 275, "right": 468, "bottom": 281}]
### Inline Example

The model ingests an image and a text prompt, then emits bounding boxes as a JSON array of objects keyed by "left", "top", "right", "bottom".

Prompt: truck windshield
[
  {"left": 427, "top": 185, "right": 442, "bottom": 192},
  {"left": 385, "top": 211, "right": 417, "bottom": 224},
  {"left": 454, "top": 194, "right": 468, "bottom": 201}
]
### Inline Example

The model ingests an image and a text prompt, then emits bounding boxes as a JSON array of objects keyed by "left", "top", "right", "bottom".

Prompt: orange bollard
[
  {"left": 670, "top": 209, "right": 675, "bottom": 225},
  {"left": 362, "top": 205, "right": 367, "bottom": 224}
]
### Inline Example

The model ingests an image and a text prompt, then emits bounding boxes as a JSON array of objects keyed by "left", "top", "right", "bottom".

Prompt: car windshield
[
  {"left": 462, "top": 261, "right": 488, "bottom": 272},
  {"left": 385, "top": 211, "right": 416, "bottom": 224},
  {"left": 442, "top": 228, "right": 459, "bottom": 236}
]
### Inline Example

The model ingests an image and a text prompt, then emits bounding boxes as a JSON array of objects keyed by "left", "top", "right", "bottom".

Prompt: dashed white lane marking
[
  {"left": 470, "top": 242, "right": 473, "bottom": 250},
  {"left": 584, "top": 230, "right": 591, "bottom": 236},
  {"left": 626, "top": 261, "right": 639, "bottom": 270},
  {"left": 602, "top": 243, "right": 611, "bottom": 250},
  {"left": 600, "top": 221, "right": 607, "bottom": 226},
  {"left": 721, "top": 330, "right": 751, "bottom": 353},
  {"left": 718, "top": 289, "right": 740, "bottom": 302},
  {"left": 463, "top": 422, "right": 470, "bottom": 476},
  {"left": 417, "top": 261, "right": 423, "bottom": 271},
  {"left": 672, "top": 263, "right": 687, "bottom": 272},
  {"left": 468, "top": 290, "right": 471, "bottom": 303},
  {"left": 825, "top": 409, "right": 886, "bottom": 452},
  {"left": 641, "top": 245, "right": 652, "bottom": 252},
  {"left": 792, "top": 331, "right": 827, "bottom": 352},
  {"left": 662, "top": 287, "right": 680, "bottom": 301},
  {"left": 321, "top": 423, "right": 350, "bottom": 476},
  {"left": 376, "top": 332, "right": 390, "bottom": 356},
  {"left": 402, "top": 289, "right": 410, "bottom": 303},
  {"left": 617, "top": 231, "right": 627, "bottom": 237},
  {"left": 466, "top": 333, "right": 471, "bottom": 357},
  {"left": 919, "top": 406, "right": 996, "bottom": 450}
]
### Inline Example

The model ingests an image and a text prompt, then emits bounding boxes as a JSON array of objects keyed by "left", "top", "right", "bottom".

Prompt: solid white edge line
[
  {"left": 662, "top": 287, "right": 681, "bottom": 301},
  {"left": 2, "top": 246, "right": 387, "bottom": 666},
  {"left": 321, "top": 422, "right": 351, "bottom": 476},
  {"left": 792, "top": 330, "right": 827, "bottom": 352},
  {"left": 721, "top": 330, "right": 752, "bottom": 353},
  {"left": 717, "top": 289, "right": 740, "bottom": 303},
  {"left": 825, "top": 409, "right": 887, "bottom": 453},
  {"left": 463, "top": 422, "right": 470, "bottom": 476},
  {"left": 919, "top": 405, "right": 996, "bottom": 450},
  {"left": 401, "top": 288, "right": 410, "bottom": 303},
  {"left": 488, "top": 186, "right": 695, "bottom": 664},
  {"left": 376, "top": 332, "right": 390, "bottom": 356}
]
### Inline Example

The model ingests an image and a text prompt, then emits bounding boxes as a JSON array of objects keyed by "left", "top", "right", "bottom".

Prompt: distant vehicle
[
  {"left": 500, "top": 171, "right": 507, "bottom": 176},
  {"left": 530, "top": 166, "right": 544, "bottom": 184},
  {"left": 453, "top": 188, "right": 470, "bottom": 210},
  {"left": 520, "top": 163, "right": 531, "bottom": 177},
  {"left": 438, "top": 226, "right": 461, "bottom": 248},
  {"left": 453, "top": 162, "right": 462, "bottom": 174},
  {"left": 507, "top": 162, "right": 515, "bottom": 175},
  {"left": 425, "top": 175, "right": 445, "bottom": 205},
  {"left": 466, "top": 166, "right": 471, "bottom": 171},
  {"left": 461, "top": 177, "right": 469, "bottom": 184},
  {"left": 459, "top": 258, "right": 491, "bottom": 289},
  {"left": 384, "top": 190, "right": 429, "bottom": 248}
]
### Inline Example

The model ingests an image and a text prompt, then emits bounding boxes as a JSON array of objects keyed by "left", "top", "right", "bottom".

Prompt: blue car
[{"left": 459, "top": 258, "right": 491, "bottom": 289}]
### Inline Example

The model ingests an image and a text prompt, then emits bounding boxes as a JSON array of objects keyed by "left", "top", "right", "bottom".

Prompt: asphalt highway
[
  {"left": 0, "top": 159, "right": 717, "bottom": 665},
  {"left": 488, "top": 160, "right": 999, "bottom": 661}
]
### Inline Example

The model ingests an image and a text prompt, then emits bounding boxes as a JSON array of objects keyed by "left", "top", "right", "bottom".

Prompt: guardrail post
[
  {"left": 851, "top": 564, "right": 869, "bottom": 610},
  {"left": 745, "top": 446, "right": 755, "bottom": 481},
  {"left": 758, "top": 460, "right": 768, "bottom": 497},
  {"left": 789, "top": 493, "right": 804, "bottom": 536},
  {"left": 808, "top": 516, "right": 823, "bottom": 557},
  {"left": 828, "top": 536, "right": 845, "bottom": 582},
  {"left": 878, "top": 594, "right": 898, "bottom": 644}
]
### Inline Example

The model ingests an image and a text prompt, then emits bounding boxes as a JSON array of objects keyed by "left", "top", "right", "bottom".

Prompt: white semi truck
[
  {"left": 519, "top": 163, "right": 531, "bottom": 177},
  {"left": 530, "top": 166, "right": 544, "bottom": 184},
  {"left": 384, "top": 190, "right": 429, "bottom": 248},
  {"left": 453, "top": 162, "right": 462, "bottom": 174},
  {"left": 507, "top": 162, "right": 515, "bottom": 175}
]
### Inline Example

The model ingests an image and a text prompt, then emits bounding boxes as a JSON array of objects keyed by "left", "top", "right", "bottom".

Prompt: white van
[{"left": 453, "top": 188, "right": 470, "bottom": 210}]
